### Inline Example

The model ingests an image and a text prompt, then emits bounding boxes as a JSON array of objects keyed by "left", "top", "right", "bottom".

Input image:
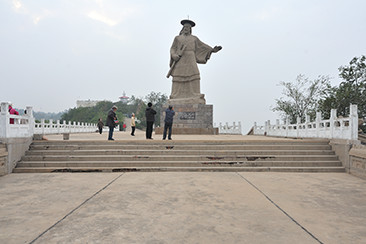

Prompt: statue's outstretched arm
[{"left": 212, "top": 46, "right": 222, "bottom": 53}]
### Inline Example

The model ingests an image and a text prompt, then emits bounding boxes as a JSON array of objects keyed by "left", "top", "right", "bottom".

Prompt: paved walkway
[
  {"left": 1, "top": 172, "right": 366, "bottom": 243},
  {"left": 1, "top": 133, "right": 366, "bottom": 243}
]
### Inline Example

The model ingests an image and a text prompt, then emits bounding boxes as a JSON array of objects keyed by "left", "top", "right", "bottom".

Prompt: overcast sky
[{"left": 1, "top": 0, "right": 365, "bottom": 133}]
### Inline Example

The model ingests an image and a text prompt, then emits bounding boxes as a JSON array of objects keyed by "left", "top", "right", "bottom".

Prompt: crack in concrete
[
  {"left": 202, "top": 161, "right": 245, "bottom": 165},
  {"left": 29, "top": 173, "right": 125, "bottom": 244},
  {"left": 244, "top": 156, "right": 275, "bottom": 161},
  {"left": 52, "top": 168, "right": 102, "bottom": 173},
  {"left": 206, "top": 156, "right": 224, "bottom": 160},
  {"left": 112, "top": 168, "right": 140, "bottom": 172},
  {"left": 236, "top": 172, "right": 324, "bottom": 244}
]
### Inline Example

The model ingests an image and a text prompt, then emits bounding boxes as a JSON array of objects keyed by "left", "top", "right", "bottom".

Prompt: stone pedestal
[{"left": 155, "top": 103, "right": 218, "bottom": 135}]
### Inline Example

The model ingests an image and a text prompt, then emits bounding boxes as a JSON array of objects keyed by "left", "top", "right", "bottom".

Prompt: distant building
[
  {"left": 76, "top": 100, "right": 99, "bottom": 108},
  {"left": 119, "top": 91, "right": 129, "bottom": 104}
]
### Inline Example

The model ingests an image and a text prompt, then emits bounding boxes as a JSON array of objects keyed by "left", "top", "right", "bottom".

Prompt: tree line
[
  {"left": 60, "top": 91, "right": 167, "bottom": 130},
  {"left": 272, "top": 55, "right": 366, "bottom": 132}
]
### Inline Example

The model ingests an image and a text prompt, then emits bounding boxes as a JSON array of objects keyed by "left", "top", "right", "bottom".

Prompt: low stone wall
[
  {"left": 0, "top": 137, "right": 32, "bottom": 174},
  {"left": 330, "top": 139, "right": 354, "bottom": 172},
  {"left": 330, "top": 139, "right": 366, "bottom": 179},
  {"left": 349, "top": 144, "right": 366, "bottom": 179},
  {"left": 0, "top": 143, "right": 8, "bottom": 176}
]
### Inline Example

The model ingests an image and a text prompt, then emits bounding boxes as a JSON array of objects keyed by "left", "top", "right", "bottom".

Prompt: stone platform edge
[{"left": 155, "top": 127, "right": 218, "bottom": 135}]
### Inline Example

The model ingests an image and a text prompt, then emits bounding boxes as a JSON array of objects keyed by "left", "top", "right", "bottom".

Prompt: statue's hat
[{"left": 181, "top": 19, "right": 195, "bottom": 27}]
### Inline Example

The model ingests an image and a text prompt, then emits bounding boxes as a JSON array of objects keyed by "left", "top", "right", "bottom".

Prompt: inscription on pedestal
[{"left": 179, "top": 112, "right": 196, "bottom": 120}]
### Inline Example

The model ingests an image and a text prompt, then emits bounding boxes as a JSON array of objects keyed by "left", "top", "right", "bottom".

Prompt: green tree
[
  {"left": 60, "top": 92, "right": 168, "bottom": 129},
  {"left": 61, "top": 101, "right": 125, "bottom": 125},
  {"left": 127, "top": 95, "right": 147, "bottom": 130},
  {"left": 272, "top": 74, "right": 331, "bottom": 123},
  {"left": 318, "top": 55, "right": 366, "bottom": 132},
  {"left": 145, "top": 91, "right": 168, "bottom": 127}
]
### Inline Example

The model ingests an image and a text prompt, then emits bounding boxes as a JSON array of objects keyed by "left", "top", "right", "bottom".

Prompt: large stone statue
[{"left": 167, "top": 19, "right": 222, "bottom": 104}]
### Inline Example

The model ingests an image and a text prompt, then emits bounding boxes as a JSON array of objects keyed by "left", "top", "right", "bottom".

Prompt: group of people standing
[{"left": 101, "top": 103, "right": 175, "bottom": 141}]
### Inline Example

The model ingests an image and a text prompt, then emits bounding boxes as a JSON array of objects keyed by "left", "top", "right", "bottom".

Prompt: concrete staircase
[{"left": 13, "top": 139, "right": 345, "bottom": 173}]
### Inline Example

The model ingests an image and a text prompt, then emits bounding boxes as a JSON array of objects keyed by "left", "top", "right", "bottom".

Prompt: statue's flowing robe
[{"left": 169, "top": 34, "right": 213, "bottom": 101}]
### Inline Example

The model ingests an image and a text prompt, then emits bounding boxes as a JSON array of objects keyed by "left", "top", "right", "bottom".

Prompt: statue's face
[{"left": 182, "top": 24, "right": 191, "bottom": 35}]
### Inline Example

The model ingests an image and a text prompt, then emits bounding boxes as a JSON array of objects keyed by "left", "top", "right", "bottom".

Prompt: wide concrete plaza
[
  {"left": 1, "top": 132, "right": 366, "bottom": 243},
  {"left": 1, "top": 172, "right": 366, "bottom": 243}
]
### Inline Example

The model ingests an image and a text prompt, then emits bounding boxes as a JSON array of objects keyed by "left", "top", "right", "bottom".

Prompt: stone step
[
  {"left": 29, "top": 144, "right": 332, "bottom": 151},
  {"left": 30, "top": 139, "right": 331, "bottom": 146},
  {"left": 16, "top": 160, "right": 343, "bottom": 168},
  {"left": 21, "top": 154, "right": 339, "bottom": 162},
  {"left": 25, "top": 149, "right": 336, "bottom": 156},
  {"left": 12, "top": 166, "right": 346, "bottom": 173},
  {"left": 17, "top": 139, "right": 344, "bottom": 174}
]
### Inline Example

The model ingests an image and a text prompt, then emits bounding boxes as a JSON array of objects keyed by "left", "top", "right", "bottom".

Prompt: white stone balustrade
[
  {"left": 215, "top": 122, "right": 242, "bottom": 135},
  {"left": 34, "top": 120, "right": 101, "bottom": 135},
  {"left": 1, "top": 101, "right": 111, "bottom": 139},
  {"left": 254, "top": 104, "right": 359, "bottom": 140},
  {"left": 0, "top": 102, "right": 35, "bottom": 138}
]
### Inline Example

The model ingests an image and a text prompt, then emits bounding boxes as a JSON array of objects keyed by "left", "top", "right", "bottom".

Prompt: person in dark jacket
[
  {"left": 145, "top": 102, "right": 156, "bottom": 139},
  {"left": 106, "top": 106, "right": 118, "bottom": 140},
  {"left": 97, "top": 118, "right": 104, "bottom": 134},
  {"left": 163, "top": 105, "right": 175, "bottom": 140}
]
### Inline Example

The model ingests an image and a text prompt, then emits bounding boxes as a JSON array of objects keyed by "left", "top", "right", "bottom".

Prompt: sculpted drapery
[{"left": 168, "top": 20, "right": 221, "bottom": 104}]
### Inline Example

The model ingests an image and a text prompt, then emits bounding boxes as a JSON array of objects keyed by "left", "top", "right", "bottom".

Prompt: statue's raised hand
[{"left": 212, "top": 46, "right": 222, "bottom": 53}]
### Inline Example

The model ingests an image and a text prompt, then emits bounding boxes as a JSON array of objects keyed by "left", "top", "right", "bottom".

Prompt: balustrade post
[
  {"left": 265, "top": 120, "right": 270, "bottom": 136},
  {"left": 305, "top": 115, "right": 310, "bottom": 137},
  {"left": 316, "top": 112, "right": 321, "bottom": 138},
  {"left": 350, "top": 104, "right": 358, "bottom": 140},
  {"left": 25, "top": 106, "right": 33, "bottom": 118},
  {"left": 26, "top": 106, "right": 34, "bottom": 136},
  {"left": 49, "top": 119, "right": 53, "bottom": 133},
  {"left": 41, "top": 119, "right": 45, "bottom": 135},
  {"left": 253, "top": 122, "right": 257, "bottom": 134},
  {"left": 60, "top": 120, "right": 63, "bottom": 133},
  {"left": 0, "top": 102, "right": 10, "bottom": 138},
  {"left": 296, "top": 117, "right": 300, "bottom": 138},
  {"left": 286, "top": 118, "right": 289, "bottom": 137},
  {"left": 55, "top": 120, "right": 59, "bottom": 134},
  {"left": 238, "top": 121, "right": 242, "bottom": 134},
  {"left": 330, "top": 109, "right": 336, "bottom": 139}
]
